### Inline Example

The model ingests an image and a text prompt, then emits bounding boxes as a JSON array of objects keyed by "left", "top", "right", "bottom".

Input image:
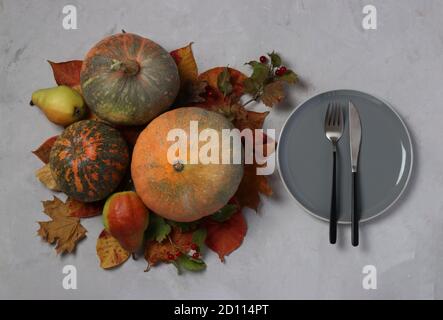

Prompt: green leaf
[
  {"left": 168, "top": 220, "right": 200, "bottom": 232},
  {"left": 217, "top": 67, "right": 233, "bottom": 97},
  {"left": 243, "top": 78, "right": 260, "bottom": 96},
  {"left": 246, "top": 61, "right": 262, "bottom": 68},
  {"left": 145, "top": 214, "right": 171, "bottom": 242},
  {"left": 172, "top": 261, "right": 182, "bottom": 275},
  {"left": 247, "top": 62, "right": 270, "bottom": 85},
  {"left": 192, "top": 228, "right": 207, "bottom": 248},
  {"left": 268, "top": 51, "right": 282, "bottom": 68},
  {"left": 211, "top": 204, "right": 238, "bottom": 222},
  {"left": 277, "top": 70, "right": 298, "bottom": 84},
  {"left": 177, "top": 255, "right": 206, "bottom": 272}
]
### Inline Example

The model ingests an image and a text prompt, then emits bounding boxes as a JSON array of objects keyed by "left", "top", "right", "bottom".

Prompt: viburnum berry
[
  {"left": 206, "top": 86, "right": 215, "bottom": 98},
  {"left": 190, "top": 243, "right": 199, "bottom": 251},
  {"left": 175, "top": 251, "right": 182, "bottom": 257},
  {"left": 276, "top": 66, "right": 287, "bottom": 76},
  {"left": 192, "top": 252, "right": 200, "bottom": 259},
  {"left": 259, "top": 55, "right": 268, "bottom": 63},
  {"left": 167, "top": 253, "right": 175, "bottom": 260}
]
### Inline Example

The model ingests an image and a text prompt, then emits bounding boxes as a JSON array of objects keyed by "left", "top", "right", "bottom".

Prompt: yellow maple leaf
[{"left": 96, "top": 230, "right": 130, "bottom": 269}]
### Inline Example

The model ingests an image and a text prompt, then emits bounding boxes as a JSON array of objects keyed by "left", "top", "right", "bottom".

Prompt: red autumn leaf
[
  {"left": 235, "top": 161, "right": 273, "bottom": 211},
  {"left": 48, "top": 60, "right": 83, "bottom": 87},
  {"left": 204, "top": 210, "right": 247, "bottom": 262},
  {"left": 65, "top": 197, "right": 103, "bottom": 218},
  {"left": 144, "top": 227, "right": 193, "bottom": 266},
  {"left": 32, "top": 135, "right": 58, "bottom": 164}
]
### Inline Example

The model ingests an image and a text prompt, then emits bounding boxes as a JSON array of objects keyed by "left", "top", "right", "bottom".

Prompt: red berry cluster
[
  {"left": 191, "top": 243, "right": 200, "bottom": 259},
  {"left": 275, "top": 66, "right": 287, "bottom": 76},
  {"left": 258, "top": 55, "right": 287, "bottom": 76},
  {"left": 166, "top": 243, "right": 200, "bottom": 261}
]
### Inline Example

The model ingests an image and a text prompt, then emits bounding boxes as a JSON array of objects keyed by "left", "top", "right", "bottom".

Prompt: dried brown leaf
[{"left": 35, "top": 164, "right": 60, "bottom": 191}]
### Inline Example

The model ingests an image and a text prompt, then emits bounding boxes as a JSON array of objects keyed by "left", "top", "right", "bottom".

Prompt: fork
[{"left": 324, "top": 103, "right": 344, "bottom": 244}]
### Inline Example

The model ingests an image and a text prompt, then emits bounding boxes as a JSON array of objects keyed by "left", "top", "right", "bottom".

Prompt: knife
[{"left": 349, "top": 101, "right": 362, "bottom": 247}]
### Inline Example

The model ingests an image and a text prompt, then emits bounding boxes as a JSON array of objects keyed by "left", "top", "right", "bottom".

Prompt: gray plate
[{"left": 277, "top": 90, "right": 413, "bottom": 223}]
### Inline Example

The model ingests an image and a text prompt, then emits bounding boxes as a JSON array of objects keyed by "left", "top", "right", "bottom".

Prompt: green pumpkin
[{"left": 80, "top": 33, "right": 180, "bottom": 126}]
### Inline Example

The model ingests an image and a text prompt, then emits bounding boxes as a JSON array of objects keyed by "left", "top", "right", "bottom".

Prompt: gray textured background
[{"left": 1, "top": 0, "right": 442, "bottom": 299}]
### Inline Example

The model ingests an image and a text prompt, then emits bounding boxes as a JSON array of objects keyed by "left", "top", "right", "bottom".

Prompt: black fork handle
[
  {"left": 351, "top": 171, "right": 359, "bottom": 246},
  {"left": 329, "top": 150, "right": 337, "bottom": 244}
]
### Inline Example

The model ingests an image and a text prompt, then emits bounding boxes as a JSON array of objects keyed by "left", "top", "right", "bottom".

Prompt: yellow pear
[{"left": 31, "top": 85, "right": 86, "bottom": 126}]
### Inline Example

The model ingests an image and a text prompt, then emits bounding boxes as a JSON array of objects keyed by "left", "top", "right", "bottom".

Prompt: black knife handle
[
  {"left": 329, "top": 150, "right": 337, "bottom": 244},
  {"left": 351, "top": 171, "right": 359, "bottom": 247}
]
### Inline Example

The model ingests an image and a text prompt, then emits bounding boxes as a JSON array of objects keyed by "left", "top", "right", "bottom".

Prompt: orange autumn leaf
[
  {"left": 199, "top": 67, "right": 246, "bottom": 102},
  {"left": 204, "top": 210, "right": 247, "bottom": 262},
  {"left": 144, "top": 227, "right": 193, "bottom": 266},
  {"left": 48, "top": 60, "right": 83, "bottom": 88},
  {"left": 38, "top": 196, "right": 87, "bottom": 254},
  {"left": 171, "top": 43, "right": 207, "bottom": 106},
  {"left": 170, "top": 43, "right": 198, "bottom": 85},
  {"left": 32, "top": 135, "right": 58, "bottom": 164},
  {"left": 235, "top": 162, "right": 273, "bottom": 211},
  {"left": 96, "top": 229, "right": 130, "bottom": 269}
]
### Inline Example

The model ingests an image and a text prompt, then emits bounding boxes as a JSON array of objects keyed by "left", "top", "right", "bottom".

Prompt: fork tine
[
  {"left": 325, "top": 103, "right": 332, "bottom": 126},
  {"left": 334, "top": 103, "right": 340, "bottom": 126},
  {"left": 332, "top": 103, "right": 337, "bottom": 126}
]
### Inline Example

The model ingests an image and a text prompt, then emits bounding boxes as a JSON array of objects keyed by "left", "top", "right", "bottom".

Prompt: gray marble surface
[{"left": 1, "top": 0, "right": 443, "bottom": 300}]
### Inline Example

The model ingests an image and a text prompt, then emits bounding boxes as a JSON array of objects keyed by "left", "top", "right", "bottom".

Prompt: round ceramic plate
[{"left": 277, "top": 90, "right": 413, "bottom": 223}]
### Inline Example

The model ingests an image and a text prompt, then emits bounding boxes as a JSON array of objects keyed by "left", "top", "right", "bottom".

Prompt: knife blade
[
  {"left": 349, "top": 101, "right": 362, "bottom": 173},
  {"left": 349, "top": 101, "right": 361, "bottom": 247}
]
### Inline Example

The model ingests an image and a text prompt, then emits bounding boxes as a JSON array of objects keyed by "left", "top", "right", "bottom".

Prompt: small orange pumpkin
[{"left": 131, "top": 107, "right": 243, "bottom": 222}]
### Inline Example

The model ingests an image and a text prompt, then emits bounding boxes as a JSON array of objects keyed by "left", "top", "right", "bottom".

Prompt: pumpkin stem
[
  {"left": 110, "top": 59, "right": 140, "bottom": 76},
  {"left": 173, "top": 160, "right": 185, "bottom": 172}
]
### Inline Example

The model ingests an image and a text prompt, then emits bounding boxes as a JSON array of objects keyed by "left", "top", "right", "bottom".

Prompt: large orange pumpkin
[
  {"left": 131, "top": 107, "right": 243, "bottom": 222},
  {"left": 80, "top": 33, "right": 180, "bottom": 126}
]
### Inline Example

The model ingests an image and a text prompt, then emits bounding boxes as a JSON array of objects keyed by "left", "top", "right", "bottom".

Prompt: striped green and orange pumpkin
[
  {"left": 80, "top": 33, "right": 180, "bottom": 126},
  {"left": 49, "top": 120, "right": 129, "bottom": 202}
]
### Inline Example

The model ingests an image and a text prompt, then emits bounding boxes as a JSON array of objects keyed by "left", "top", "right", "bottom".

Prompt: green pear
[{"left": 31, "top": 85, "right": 86, "bottom": 126}]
